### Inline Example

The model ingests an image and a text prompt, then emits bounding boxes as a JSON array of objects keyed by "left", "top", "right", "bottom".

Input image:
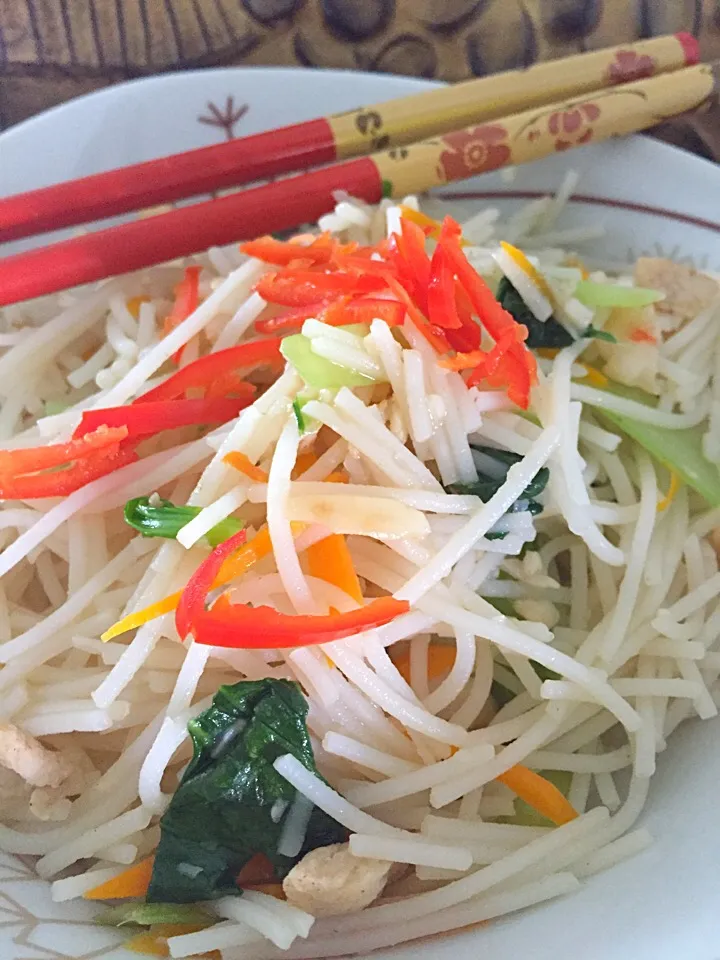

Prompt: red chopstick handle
[
  {"left": 0, "top": 119, "right": 337, "bottom": 243},
  {"left": 0, "top": 157, "right": 384, "bottom": 307}
]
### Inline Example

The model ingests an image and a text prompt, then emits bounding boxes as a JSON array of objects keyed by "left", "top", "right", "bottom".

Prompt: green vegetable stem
[{"left": 123, "top": 497, "right": 243, "bottom": 547}]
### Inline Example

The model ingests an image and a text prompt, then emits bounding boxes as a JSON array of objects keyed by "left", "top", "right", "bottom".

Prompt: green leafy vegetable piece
[
  {"left": 592, "top": 382, "right": 720, "bottom": 507},
  {"left": 449, "top": 445, "right": 549, "bottom": 505},
  {"left": 496, "top": 277, "right": 574, "bottom": 350},
  {"left": 530, "top": 661, "right": 560, "bottom": 682},
  {"left": 490, "top": 677, "right": 516, "bottom": 707},
  {"left": 280, "top": 327, "right": 382, "bottom": 389},
  {"left": 574, "top": 279, "right": 664, "bottom": 309},
  {"left": 147, "top": 679, "right": 346, "bottom": 904},
  {"left": 447, "top": 445, "right": 548, "bottom": 542},
  {"left": 96, "top": 903, "right": 214, "bottom": 928},
  {"left": 124, "top": 497, "right": 244, "bottom": 548}
]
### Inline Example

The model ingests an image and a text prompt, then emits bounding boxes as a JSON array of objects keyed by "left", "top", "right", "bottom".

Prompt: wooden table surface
[{"left": 1, "top": 0, "right": 719, "bottom": 159}]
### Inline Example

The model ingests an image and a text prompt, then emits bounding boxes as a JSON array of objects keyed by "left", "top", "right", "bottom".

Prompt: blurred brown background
[{"left": 1, "top": 0, "right": 719, "bottom": 156}]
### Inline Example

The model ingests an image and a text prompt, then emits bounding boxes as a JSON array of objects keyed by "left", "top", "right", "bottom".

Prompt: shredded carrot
[
  {"left": 629, "top": 327, "right": 657, "bottom": 344},
  {"left": 307, "top": 534, "right": 363, "bottom": 604},
  {"left": 84, "top": 856, "right": 154, "bottom": 900},
  {"left": 439, "top": 350, "right": 486, "bottom": 372},
  {"left": 496, "top": 764, "right": 578, "bottom": 826},
  {"left": 125, "top": 933, "right": 169, "bottom": 957},
  {"left": 324, "top": 470, "right": 348, "bottom": 483},
  {"left": 102, "top": 524, "right": 307, "bottom": 641},
  {"left": 291, "top": 450, "right": 347, "bottom": 483},
  {"left": 240, "top": 882, "right": 286, "bottom": 899},
  {"left": 223, "top": 451, "right": 268, "bottom": 482},
  {"left": 657, "top": 470, "right": 680, "bottom": 512},
  {"left": 292, "top": 450, "right": 317, "bottom": 477},
  {"left": 125, "top": 925, "right": 218, "bottom": 959},
  {"left": 236, "top": 852, "right": 276, "bottom": 886},
  {"left": 577, "top": 363, "right": 608, "bottom": 388},
  {"left": 500, "top": 241, "right": 556, "bottom": 304},
  {"left": 390, "top": 641, "right": 456, "bottom": 686}
]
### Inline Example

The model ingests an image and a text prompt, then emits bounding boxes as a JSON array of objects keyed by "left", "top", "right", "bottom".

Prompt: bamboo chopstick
[
  {"left": 0, "top": 33, "right": 698, "bottom": 244},
  {"left": 0, "top": 61, "right": 716, "bottom": 308}
]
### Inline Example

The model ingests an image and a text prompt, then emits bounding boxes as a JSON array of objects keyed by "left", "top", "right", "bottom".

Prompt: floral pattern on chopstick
[
  {"left": 605, "top": 49, "right": 658, "bottom": 85},
  {"left": 435, "top": 125, "right": 511, "bottom": 181},
  {"left": 548, "top": 101, "right": 601, "bottom": 151}
]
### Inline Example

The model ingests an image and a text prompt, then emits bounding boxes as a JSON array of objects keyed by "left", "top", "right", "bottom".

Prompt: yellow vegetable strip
[
  {"left": 657, "top": 470, "right": 680, "bottom": 512},
  {"left": 500, "top": 241, "right": 556, "bottom": 304},
  {"left": 125, "top": 933, "right": 168, "bottom": 957},
  {"left": 125, "top": 925, "right": 218, "bottom": 959},
  {"left": 496, "top": 764, "right": 578, "bottom": 826},
  {"left": 577, "top": 363, "right": 608, "bottom": 388},
  {"left": 126, "top": 295, "right": 150, "bottom": 319},
  {"left": 84, "top": 856, "right": 155, "bottom": 900},
  {"left": 102, "top": 526, "right": 281, "bottom": 641},
  {"left": 398, "top": 205, "right": 470, "bottom": 246},
  {"left": 306, "top": 533, "right": 363, "bottom": 604}
]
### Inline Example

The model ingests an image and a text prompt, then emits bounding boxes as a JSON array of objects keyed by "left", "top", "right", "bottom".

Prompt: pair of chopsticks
[{"left": 0, "top": 33, "right": 714, "bottom": 307}]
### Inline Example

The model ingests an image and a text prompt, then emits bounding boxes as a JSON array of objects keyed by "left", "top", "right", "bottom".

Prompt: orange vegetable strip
[
  {"left": 239, "top": 883, "right": 286, "bottom": 899},
  {"left": 306, "top": 533, "right": 363, "bottom": 604},
  {"left": 240, "top": 232, "right": 334, "bottom": 266},
  {"left": 629, "top": 327, "right": 657, "bottom": 344},
  {"left": 101, "top": 524, "right": 297, "bottom": 641},
  {"left": 439, "top": 350, "right": 486, "bottom": 371},
  {"left": 83, "top": 856, "right": 154, "bottom": 900},
  {"left": 391, "top": 641, "right": 456, "bottom": 686},
  {"left": 125, "top": 927, "right": 218, "bottom": 959},
  {"left": 125, "top": 933, "right": 169, "bottom": 957},
  {"left": 236, "top": 852, "right": 277, "bottom": 886},
  {"left": 496, "top": 764, "right": 578, "bottom": 826},
  {"left": 223, "top": 451, "right": 269, "bottom": 482},
  {"left": 293, "top": 451, "right": 318, "bottom": 477},
  {"left": 324, "top": 471, "right": 348, "bottom": 483}
]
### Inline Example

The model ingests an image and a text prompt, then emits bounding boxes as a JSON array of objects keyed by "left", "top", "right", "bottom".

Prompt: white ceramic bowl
[{"left": 1, "top": 68, "right": 720, "bottom": 960}]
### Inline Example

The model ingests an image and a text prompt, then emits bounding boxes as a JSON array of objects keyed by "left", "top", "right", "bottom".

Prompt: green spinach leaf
[
  {"left": 447, "top": 444, "right": 549, "bottom": 535},
  {"left": 496, "top": 277, "right": 574, "bottom": 349},
  {"left": 147, "top": 679, "right": 346, "bottom": 903},
  {"left": 124, "top": 497, "right": 243, "bottom": 547}
]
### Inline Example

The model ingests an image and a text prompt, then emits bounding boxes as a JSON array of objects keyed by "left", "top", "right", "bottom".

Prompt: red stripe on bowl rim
[{"left": 436, "top": 190, "right": 720, "bottom": 235}]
